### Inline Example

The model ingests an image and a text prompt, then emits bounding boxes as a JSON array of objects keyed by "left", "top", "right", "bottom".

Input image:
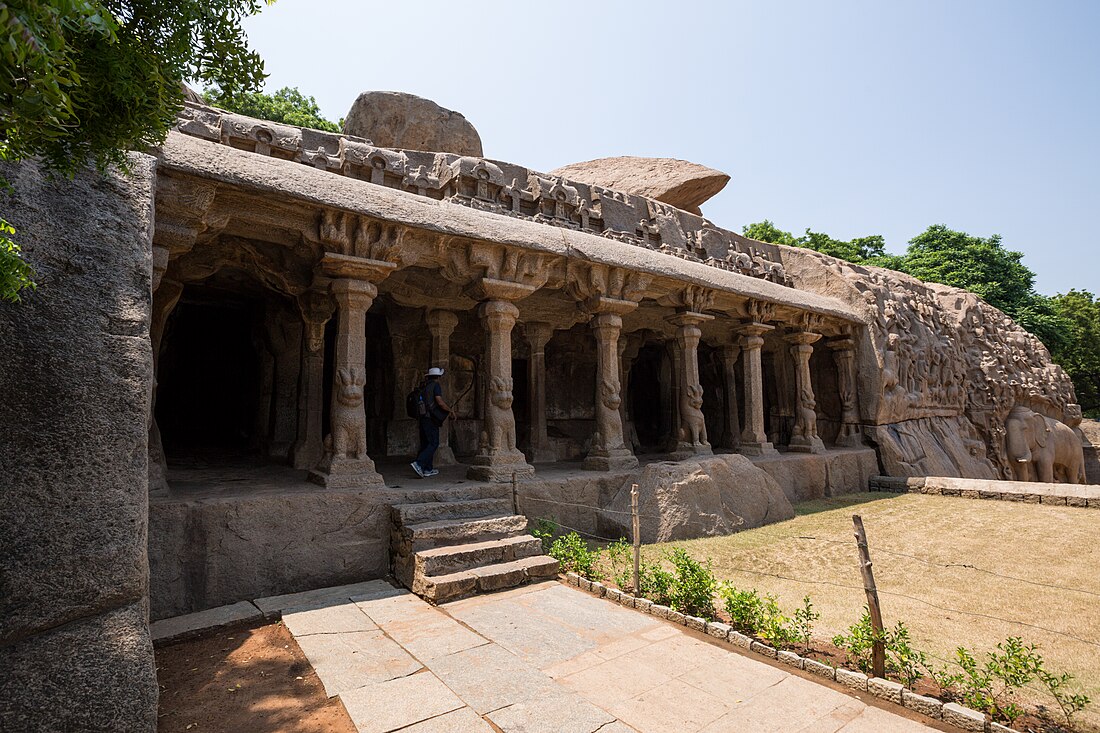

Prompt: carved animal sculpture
[
  {"left": 326, "top": 367, "right": 367, "bottom": 460},
  {"left": 486, "top": 376, "right": 517, "bottom": 452},
  {"left": 1004, "top": 405, "right": 1085, "bottom": 483},
  {"left": 598, "top": 379, "right": 621, "bottom": 411},
  {"left": 678, "top": 384, "right": 709, "bottom": 447},
  {"left": 792, "top": 388, "right": 818, "bottom": 440}
]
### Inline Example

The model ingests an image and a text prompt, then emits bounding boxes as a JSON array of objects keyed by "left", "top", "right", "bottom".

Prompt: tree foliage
[
  {"left": 205, "top": 86, "right": 340, "bottom": 132},
  {"left": 742, "top": 220, "right": 891, "bottom": 264},
  {"left": 1049, "top": 291, "right": 1100, "bottom": 415},
  {"left": 1, "top": 0, "right": 275, "bottom": 302}
]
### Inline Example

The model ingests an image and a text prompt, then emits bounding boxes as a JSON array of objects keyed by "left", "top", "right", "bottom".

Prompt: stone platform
[
  {"left": 150, "top": 448, "right": 877, "bottom": 619},
  {"left": 870, "top": 474, "right": 1100, "bottom": 507}
]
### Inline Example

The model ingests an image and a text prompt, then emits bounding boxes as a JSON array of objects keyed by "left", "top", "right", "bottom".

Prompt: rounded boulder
[{"left": 343, "top": 91, "right": 483, "bottom": 156}]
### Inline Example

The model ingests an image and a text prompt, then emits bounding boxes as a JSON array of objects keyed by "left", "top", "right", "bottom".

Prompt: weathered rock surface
[
  {"left": 149, "top": 488, "right": 390, "bottom": 619},
  {"left": 343, "top": 91, "right": 483, "bottom": 156},
  {"left": 550, "top": 156, "right": 730, "bottom": 215},
  {"left": 0, "top": 157, "right": 157, "bottom": 731},
  {"left": 598, "top": 455, "right": 794, "bottom": 542},
  {"left": 754, "top": 448, "right": 879, "bottom": 503},
  {"left": 868, "top": 416, "right": 999, "bottom": 479}
]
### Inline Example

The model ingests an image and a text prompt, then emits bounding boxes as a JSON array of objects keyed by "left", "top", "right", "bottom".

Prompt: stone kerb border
[
  {"left": 562, "top": 572, "right": 1017, "bottom": 733},
  {"left": 870, "top": 475, "right": 1100, "bottom": 508}
]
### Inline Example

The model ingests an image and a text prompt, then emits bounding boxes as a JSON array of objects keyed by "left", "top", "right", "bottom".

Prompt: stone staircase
[{"left": 390, "top": 484, "right": 558, "bottom": 603}]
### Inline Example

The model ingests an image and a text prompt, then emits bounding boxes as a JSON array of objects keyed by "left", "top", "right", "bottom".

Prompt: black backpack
[{"left": 405, "top": 383, "right": 426, "bottom": 419}]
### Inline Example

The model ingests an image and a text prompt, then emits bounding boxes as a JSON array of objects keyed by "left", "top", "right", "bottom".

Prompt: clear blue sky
[{"left": 241, "top": 1, "right": 1099, "bottom": 296}]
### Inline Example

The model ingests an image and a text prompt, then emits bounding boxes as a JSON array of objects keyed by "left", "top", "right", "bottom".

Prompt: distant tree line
[{"left": 744, "top": 221, "right": 1100, "bottom": 417}]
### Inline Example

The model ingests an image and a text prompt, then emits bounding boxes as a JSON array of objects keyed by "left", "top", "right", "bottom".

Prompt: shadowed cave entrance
[{"left": 156, "top": 287, "right": 265, "bottom": 463}]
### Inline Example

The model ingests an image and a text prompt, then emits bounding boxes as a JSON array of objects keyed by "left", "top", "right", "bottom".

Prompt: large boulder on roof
[
  {"left": 343, "top": 91, "right": 483, "bottom": 156},
  {"left": 550, "top": 156, "right": 730, "bottom": 215}
]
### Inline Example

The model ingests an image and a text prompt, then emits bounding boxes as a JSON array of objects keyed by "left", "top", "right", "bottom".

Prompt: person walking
[{"left": 411, "top": 367, "right": 451, "bottom": 478}]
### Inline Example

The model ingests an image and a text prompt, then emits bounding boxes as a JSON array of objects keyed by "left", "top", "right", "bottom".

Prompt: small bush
[
  {"left": 638, "top": 560, "right": 675, "bottom": 606},
  {"left": 832, "top": 608, "right": 928, "bottom": 686},
  {"left": 530, "top": 519, "right": 558, "bottom": 554},
  {"left": 718, "top": 584, "right": 814, "bottom": 647},
  {"left": 604, "top": 538, "right": 633, "bottom": 591},
  {"left": 666, "top": 548, "right": 717, "bottom": 619},
  {"left": 548, "top": 532, "right": 602, "bottom": 579}
]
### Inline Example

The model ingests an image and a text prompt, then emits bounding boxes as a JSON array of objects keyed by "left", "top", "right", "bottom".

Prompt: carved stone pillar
[
  {"left": 309, "top": 279, "right": 384, "bottom": 488},
  {"left": 738, "top": 321, "right": 778, "bottom": 456},
  {"left": 426, "top": 309, "right": 459, "bottom": 466},
  {"left": 619, "top": 334, "right": 642, "bottom": 453},
  {"left": 149, "top": 279, "right": 183, "bottom": 495},
  {"left": 292, "top": 290, "right": 334, "bottom": 469},
  {"left": 786, "top": 330, "right": 826, "bottom": 454},
  {"left": 584, "top": 307, "right": 639, "bottom": 471},
  {"left": 668, "top": 311, "right": 715, "bottom": 458},
  {"left": 718, "top": 344, "right": 741, "bottom": 451},
  {"left": 467, "top": 285, "right": 535, "bottom": 482},
  {"left": 665, "top": 342, "right": 682, "bottom": 453},
  {"left": 828, "top": 336, "right": 862, "bottom": 448},
  {"left": 265, "top": 306, "right": 303, "bottom": 461},
  {"left": 525, "top": 322, "right": 555, "bottom": 464}
]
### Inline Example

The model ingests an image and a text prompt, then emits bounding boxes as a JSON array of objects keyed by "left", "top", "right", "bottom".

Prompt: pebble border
[
  {"left": 870, "top": 475, "right": 1100, "bottom": 508},
  {"left": 562, "top": 571, "right": 1013, "bottom": 733}
]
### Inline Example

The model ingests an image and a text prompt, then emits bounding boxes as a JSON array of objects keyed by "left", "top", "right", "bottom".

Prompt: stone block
[
  {"left": 685, "top": 615, "right": 707, "bottom": 632},
  {"left": 650, "top": 604, "right": 671, "bottom": 618},
  {"left": 635, "top": 598, "right": 653, "bottom": 613},
  {"left": 590, "top": 581, "right": 606, "bottom": 597},
  {"left": 152, "top": 601, "right": 262, "bottom": 644},
  {"left": 778, "top": 650, "right": 804, "bottom": 669},
  {"left": 989, "top": 722, "right": 1017, "bottom": 733},
  {"left": 750, "top": 641, "right": 778, "bottom": 659},
  {"left": 619, "top": 594, "right": 636, "bottom": 608},
  {"left": 579, "top": 578, "right": 593, "bottom": 592},
  {"left": 667, "top": 610, "right": 687, "bottom": 625},
  {"left": 803, "top": 658, "right": 835, "bottom": 680},
  {"left": 835, "top": 667, "right": 868, "bottom": 691},
  {"left": 1040, "top": 495, "right": 1067, "bottom": 506},
  {"left": 1067, "top": 496, "right": 1088, "bottom": 507},
  {"left": 942, "top": 702, "right": 987, "bottom": 731},
  {"left": 727, "top": 631, "right": 753, "bottom": 649},
  {"left": 868, "top": 677, "right": 904, "bottom": 704},
  {"left": 961, "top": 489, "right": 981, "bottom": 499},
  {"left": 706, "top": 622, "right": 732, "bottom": 640},
  {"left": 604, "top": 588, "right": 622, "bottom": 603},
  {"left": 565, "top": 572, "right": 581, "bottom": 586},
  {"left": 901, "top": 689, "right": 943, "bottom": 719}
]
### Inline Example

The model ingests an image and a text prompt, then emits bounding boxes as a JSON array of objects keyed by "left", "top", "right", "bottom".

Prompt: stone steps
[
  {"left": 412, "top": 555, "right": 560, "bottom": 603},
  {"left": 390, "top": 499, "right": 558, "bottom": 604},
  {"left": 391, "top": 497, "right": 514, "bottom": 526}
]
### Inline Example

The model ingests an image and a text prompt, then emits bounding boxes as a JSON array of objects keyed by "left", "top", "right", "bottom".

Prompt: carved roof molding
[
  {"left": 153, "top": 175, "right": 220, "bottom": 255},
  {"left": 657, "top": 283, "right": 717, "bottom": 314},
  {"left": 439, "top": 239, "right": 559, "bottom": 292},
  {"left": 743, "top": 298, "right": 777, "bottom": 325},
  {"left": 563, "top": 262, "right": 652, "bottom": 307},
  {"left": 167, "top": 235, "right": 315, "bottom": 297}
]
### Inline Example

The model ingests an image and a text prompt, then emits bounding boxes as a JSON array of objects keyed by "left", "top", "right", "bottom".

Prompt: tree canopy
[
  {"left": 205, "top": 86, "right": 341, "bottom": 133},
  {"left": 1, "top": 0, "right": 275, "bottom": 302}
]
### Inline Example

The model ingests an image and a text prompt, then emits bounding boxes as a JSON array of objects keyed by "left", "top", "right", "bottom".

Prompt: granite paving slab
[
  {"left": 294, "top": 629, "right": 421, "bottom": 697},
  {"left": 398, "top": 706, "right": 496, "bottom": 732},
  {"left": 282, "top": 601, "right": 377, "bottom": 636},
  {"left": 151, "top": 600, "right": 261, "bottom": 644},
  {"left": 426, "top": 642, "right": 561, "bottom": 715},
  {"left": 487, "top": 690, "right": 617, "bottom": 733},
  {"left": 338, "top": 671, "right": 465, "bottom": 733},
  {"left": 254, "top": 580, "right": 397, "bottom": 617}
]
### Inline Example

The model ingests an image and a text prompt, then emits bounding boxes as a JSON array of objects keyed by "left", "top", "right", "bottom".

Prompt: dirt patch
[{"left": 155, "top": 621, "right": 355, "bottom": 733}]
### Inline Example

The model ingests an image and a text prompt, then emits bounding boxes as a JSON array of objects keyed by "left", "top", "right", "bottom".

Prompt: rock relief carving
[
  {"left": 324, "top": 368, "right": 367, "bottom": 460},
  {"left": 481, "top": 376, "right": 517, "bottom": 453},
  {"left": 678, "top": 384, "right": 709, "bottom": 448}
]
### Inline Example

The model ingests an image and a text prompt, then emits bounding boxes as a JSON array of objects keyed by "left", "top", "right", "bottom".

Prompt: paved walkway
[{"left": 263, "top": 580, "right": 940, "bottom": 733}]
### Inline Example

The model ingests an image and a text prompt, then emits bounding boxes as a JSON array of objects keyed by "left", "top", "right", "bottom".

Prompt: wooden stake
[
  {"left": 631, "top": 483, "right": 641, "bottom": 594},
  {"left": 852, "top": 514, "right": 886, "bottom": 679}
]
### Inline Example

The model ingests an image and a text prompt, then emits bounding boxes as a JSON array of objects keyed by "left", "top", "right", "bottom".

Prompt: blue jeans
[{"left": 416, "top": 417, "right": 440, "bottom": 472}]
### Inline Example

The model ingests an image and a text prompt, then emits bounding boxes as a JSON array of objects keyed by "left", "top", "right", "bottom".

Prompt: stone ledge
[
  {"left": 870, "top": 475, "right": 1100, "bottom": 509},
  {"left": 868, "top": 676, "right": 904, "bottom": 704},
  {"left": 901, "top": 689, "right": 943, "bottom": 719},
  {"left": 803, "top": 658, "right": 835, "bottom": 680},
  {"left": 151, "top": 601, "right": 262, "bottom": 645},
  {"left": 942, "top": 702, "right": 987, "bottom": 732},
  {"left": 835, "top": 667, "right": 868, "bottom": 691},
  {"left": 778, "top": 650, "right": 804, "bottom": 669}
]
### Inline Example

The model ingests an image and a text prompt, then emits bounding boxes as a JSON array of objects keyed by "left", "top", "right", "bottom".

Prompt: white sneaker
[
  {"left": 424, "top": 469, "right": 439, "bottom": 477},
  {"left": 410, "top": 462, "right": 425, "bottom": 478}
]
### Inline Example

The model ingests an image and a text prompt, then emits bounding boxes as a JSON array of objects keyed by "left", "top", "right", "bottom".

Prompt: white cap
[{"left": 425, "top": 367, "right": 445, "bottom": 377}]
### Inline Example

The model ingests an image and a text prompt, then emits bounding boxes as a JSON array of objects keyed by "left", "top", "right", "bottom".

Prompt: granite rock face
[
  {"left": 0, "top": 157, "right": 158, "bottom": 731},
  {"left": 343, "top": 91, "right": 483, "bottom": 156},
  {"left": 550, "top": 156, "right": 730, "bottom": 215},
  {"left": 599, "top": 455, "right": 794, "bottom": 542}
]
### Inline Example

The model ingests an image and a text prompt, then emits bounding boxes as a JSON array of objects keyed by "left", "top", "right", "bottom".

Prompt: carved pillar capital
[
  {"left": 525, "top": 321, "right": 553, "bottom": 352},
  {"left": 426, "top": 309, "right": 459, "bottom": 339}
]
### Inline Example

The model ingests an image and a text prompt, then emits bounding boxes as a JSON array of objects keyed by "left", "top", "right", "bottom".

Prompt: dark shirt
[{"left": 423, "top": 380, "right": 444, "bottom": 420}]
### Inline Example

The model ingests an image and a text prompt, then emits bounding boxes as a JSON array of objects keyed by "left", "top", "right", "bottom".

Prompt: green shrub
[
  {"left": 718, "top": 585, "right": 814, "bottom": 647},
  {"left": 832, "top": 608, "right": 928, "bottom": 686},
  {"left": 637, "top": 560, "right": 675, "bottom": 606},
  {"left": 548, "top": 532, "right": 602, "bottom": 579},
  {"left": 604, "top": 538, "right": 634, "bottom": 591},
  {"left": 1040, "top": 669, "right": 1091, "bottom": 724},
  {"left": 666, "top": 548, "right": 717, "bottom": 619},
  {"left": 530, "top": 519, "right": 558, "bottom": 554}
]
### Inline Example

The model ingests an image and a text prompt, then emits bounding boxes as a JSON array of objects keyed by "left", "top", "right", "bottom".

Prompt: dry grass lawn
[{"left": 648, "top": 493, "right": 1100, "bottom": 731}]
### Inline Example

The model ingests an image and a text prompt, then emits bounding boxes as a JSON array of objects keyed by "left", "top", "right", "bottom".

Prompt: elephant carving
[
  {"left": 325, "top": 367, "right": 367, "bottom": 460},
  {"left": 1004, "top": 405, "right": 1085, "bottom": 483},
  {"left": 678, "top": 384, "right": 709, "bottom": 447}
]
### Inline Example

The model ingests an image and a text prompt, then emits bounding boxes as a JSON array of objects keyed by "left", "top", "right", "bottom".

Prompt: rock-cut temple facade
[{"left": 0, "top": 93, "right": 1089, "bottom": 731}]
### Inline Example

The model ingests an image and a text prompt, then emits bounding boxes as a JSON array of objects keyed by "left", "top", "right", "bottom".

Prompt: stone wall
[
  {"left": 149, "top": 488, "right": 390, "bottom": 620},
  {"left": 0, "top": 159, "right": 158, "bottom": 731}
]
